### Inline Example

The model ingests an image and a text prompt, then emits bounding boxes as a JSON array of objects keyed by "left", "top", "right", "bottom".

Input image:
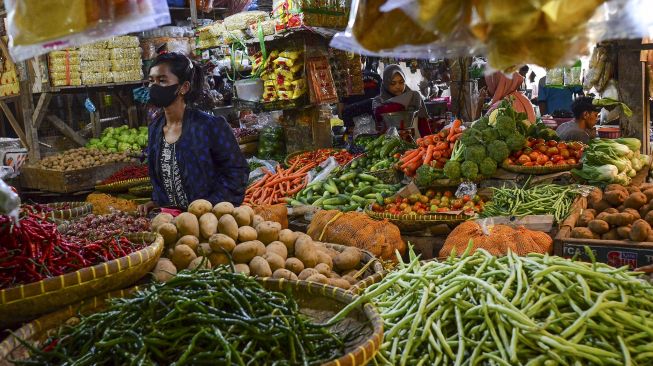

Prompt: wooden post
[
  {"left": 91, "top": 110, "right": 101, "bottom": 138},
  {"left": 0, "top": 100, "right": 27, "bottom": 147},
  {"left": 32, "top": 93, "right": 52, "bottom": 129},
  {"left": 190, "top": 0, "right": 198, "bottom": 26},
  {"left": 47, "top": 115, "right": 88, "bottom": 146},
  {"left": 617, "top": 39, "right": 646, "bottom": 143}
]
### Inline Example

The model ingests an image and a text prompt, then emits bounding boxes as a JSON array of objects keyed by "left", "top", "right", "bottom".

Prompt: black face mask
[{"left": 149, "top": 84, "right": 179, "bottom": 108}]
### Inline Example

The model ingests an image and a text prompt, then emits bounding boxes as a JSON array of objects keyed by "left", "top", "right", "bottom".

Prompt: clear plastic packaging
[
  {"left": 331, "top": 0, "right": 653, "bottom": 71},
  {"left": 0, "top": 172, "right": 20, "bottom": 219},
  {"left": 5, "top": 0, "right": 171, "bottom": 62},
  {"left": 223, "top": 11, "right": 269, "bottom": 31},
  {"left": 352, "top": 114, "right": 376, "bottom": 138},
  {"left": 307, "top": 157, "right": 340, "bottom": 184}
]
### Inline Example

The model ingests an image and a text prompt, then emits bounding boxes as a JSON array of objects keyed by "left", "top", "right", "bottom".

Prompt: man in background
[{"left": 556, "top": 96, "right": 599, "bottom": 143}]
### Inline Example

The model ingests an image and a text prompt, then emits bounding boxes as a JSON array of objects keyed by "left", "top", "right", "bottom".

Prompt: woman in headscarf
[
  {"left": 485, "top": 71, "right": 536, "bottom": 123},
  {"left": 373, "top": 64, "right": 431, "bottom": 136}
]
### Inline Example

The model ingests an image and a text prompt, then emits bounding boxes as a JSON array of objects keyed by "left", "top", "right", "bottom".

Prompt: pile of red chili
[
  {"left": 0, "top": 206, "right": 147, "bottom": 289},
  {"left": 288, "top": 149, "right": 358, "bottom": 168},
  {"left": 100, "top": 165, "right": 149, "bottom": 185}
]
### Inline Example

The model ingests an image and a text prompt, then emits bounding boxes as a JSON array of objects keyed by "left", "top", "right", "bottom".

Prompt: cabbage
[
  {"left": 104, "top": 138, "right": 117, "bottom": 148},
  {"left": 572, "top": 164, "right": 618, "bottom": 184},
  {"left": 615, "top": 138, "right": 641, "bottom": 153},
  {"left": 627, "top": 168, "right": 637, "bottom": 178},
  {"left": 118, "top": 142, "right": 131, "bottom": 151},
  {"left": 614, "top": 172, "right": 632, "bottom": 186},
  {"left": 631, "top": 154, "right": 643, "bottom": 171}
]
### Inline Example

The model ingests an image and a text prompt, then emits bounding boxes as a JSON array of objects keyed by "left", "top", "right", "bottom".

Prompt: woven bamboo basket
[
  {"left": 0, "top": 232, "right": 164, "bottom": 328},
  {"left": 284, "top": 148, "right": 340, "bottom": 167},
  {"left": 501, "top": 163, "right": 580, "bottom": 175},
  {"left": 365, "top": 209, "right": 470, "bottom": 232},
  {"left": 237, "top": 134, "right": 259, "bottom": 144},
  {"left": 324, "top": 242, "right": 384, "bottom": 285},
  {"left": 367, "top": 168, "right": 403, "bottom": 184},
  {"left": 94, "top": 177, "right": 150, "bottom": 193},
  {"left": 42, "top": 202, "right": 93, "bottom": 221},
  {"left": 0, "top": 279, "right": 384, "bottom": 366}
]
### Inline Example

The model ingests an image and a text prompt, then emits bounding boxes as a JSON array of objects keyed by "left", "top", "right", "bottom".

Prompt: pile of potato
[
  {"left": 37, "top": 148, "right": 134, "bottom": 171},
  {"left": 571, "top": 183, "right": 653, "bottom": 242},
  {"left": 151, "top": 199, "right": 365, "bottom": 289}
]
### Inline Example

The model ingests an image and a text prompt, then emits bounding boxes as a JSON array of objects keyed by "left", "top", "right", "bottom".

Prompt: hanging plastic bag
[
  {"left": 5, "top": 0, "right": 171, "bottom": 62},
  {"left": 307, "top": 157, "right": 340, "bottom": 185},
  {"left": 256, "top": 113, "right": 286, "bottom": 160},
  {"left": 0, "top": 169, "right": 20, "bottom": 220},
  {"left": 352, "top": 114, "right": 376, "bottom": 138},
  {"left": 247, "top": 157, "right": 278, "bottom": 185}
]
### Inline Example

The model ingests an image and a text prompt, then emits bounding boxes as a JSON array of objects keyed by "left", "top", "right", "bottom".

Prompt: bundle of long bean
[
  {"left": 20, "top": 268, "right": 349, "bottom": 365},
  {"left": 481, "top": 183, "right": 586, "bottom": 222},
  {"left": 330, "top": 247, "right": 653, "bottom": 366}
]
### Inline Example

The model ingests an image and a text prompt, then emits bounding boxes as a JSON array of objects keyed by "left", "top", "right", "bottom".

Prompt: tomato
[
  {"left": 437, "top": 207, "right": 450, "bottom": 212},
  {"left": 555, "top": 159, "right": 567, "bottom": 166},
  {"left": 523, "top": 147, "right": 534, "bottom": 155},
  {"left": 526, "top": 139, "right": 536, "bottom": 148},
  {"left": 557, "top": 142, "right": 568, "bottom": 150},
  {"left": 517, "top": 154, "right": 531, "bottom": 165},
  {"left": 560, "top": 149, "right": 570, "bottom": 159},
  {"left": 547, "top": 140, "right": 558, "bottom": 147},
  {"left": 537, "top": 155, "right": 549, "bottom": 165},
  {"left": 544, "top": 161, "right": 554, "bottom": 167},
  {"left": 452, "top": 199, "right": 464, "bottom": 209},
  {"left": 536, "top": 138, "right": 545, "bottom": 145},
  {"left": 419, "top": 195, "right": 429, "bottom": 204},
  {"left": 417, "top": 208, "right": 427, "bottom": 215},
  {"left": 403, "top": 207, "right": 413, "bottom": 214},
  {"left": 529, "top": 152, "right": 540, "bottom": 161},
  {"left": 463, "top": 194, "right": 471, "bottom": 203},
  {"left": 444, "top": 191, "right": 453, "bottom": 198},
  {"left": 504, "top": 158, "right": 515, "bottom": 166},
  {"left": 400, "top": 203, "right": 408, "bottom": 209},
  {"left": 574, "top": 150, "right": 584, "bottom": 159},
  {"left": 393, "top": 153, "right": 401, "bottom": 159},
  {"left": 523, "top": 162, "right": 536, "bottom": 167},
  {"left": 551, "top": 155, "right": 563, "bottom": 163},
  {"left": 372, "top": 203, "right": 383, "bottom": 212},
  {"left": 512, "top": 150, "right": 523, "bottom": 158},
  {"left": 425, "top": 189, "right": 436, "bottom": 199},
  {"left": 430, "top": 205, "right": 438, "bottom": 212},
  {"left": 566, "top": 158, "right": 577, "bottom": 165},
  {"left": 547, "top": 147, "right": 559, "bottom": 156},
  {"left": 568, "top": 141, "right": 583, "bottom": 151},
  {"left": 537, "top": 145, "right": 548, "bottom": 154}
]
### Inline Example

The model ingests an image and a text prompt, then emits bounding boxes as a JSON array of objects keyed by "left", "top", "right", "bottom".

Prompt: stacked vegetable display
[
  {"left": 370, "top": 189, "right": 485, "bottom": 216},
  {"left": 22, "top": 268, "right": 350, "bottom": 365},
  {"left": 572, "top": 183, "right": 653, "bottom": 241},
  {"left": 573, "top": 138, "right": 650, "bottom": 186},
  {"left": 443, "top": 102, "right": 530, "bottom": 180},
  {"left": 87, "top": 125, "right": 148, "bottom": 152},
  {"left": 152, "top": 200, "right": 365, "bottom": 289},
  {"left": 398, "top": 120, "right": 463, "bottom": 177},
  {"left": 330, "top": 247, "right": 653, "bottom": 365},
  {"left": 506, "top": 138, "right": 584, "bottom": 167},
  {"left": 0, "top": 206, "right": 147, "bottom": 289},
  {"left": 35, "top": 148, "right": 134, "bottom": 171}
]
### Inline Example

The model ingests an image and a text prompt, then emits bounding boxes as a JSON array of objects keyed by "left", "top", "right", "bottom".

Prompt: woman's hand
[{"left": 138, "top": 201, "right": 157, "bottom": 216}]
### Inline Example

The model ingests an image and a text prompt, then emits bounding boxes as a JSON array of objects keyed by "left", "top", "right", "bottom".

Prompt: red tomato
[
  {"left": 551, "top": 155, "right": 563, "bottom": 163},
  {"left": 557, "top": 142, "right": 568, "bottom": 150},
  {"left": 537, "top": 155, "right": 549, "bottom": 165},
  {"left": 518, "top": 154, "right": 531, "bottom": 165},
  {"left": 537, "top": 145, "right": 548, "bottom": 154},
  {"left": 526, "top": 139, "right": 536, "bottom": 148},
  {"left": 463, "top": 195, "right": 471, "bottom": 203},
  {"left": 547, "top": 147, "right": 559, "bottom": 156},
  {"left": 536, "top": 138, "right": 546, "bottom": 145},
  {"left": 544, "top": 161, "right": 554, "bottom": 167},
  {"left": 512, "top": 150, "right": 523, "bottom": 158},
  {"left": 574, "top": 150, "right": 584, "bottom": 159},
  {"left": 566, "top": 158, "right": 577, "bottom": 165},
  {"left": 523, "top": 162, "right": 536, "bottom": 167},
  {"left": 560, "top": 149, "right": 570, "bottom": 159},
  {"left": 547, "top": 140, "right": 558, "bottom": 147},
  {"left": 504, "top": 158, "right": 515, "bottom": 166},
  {"left": 555, "top": 159, "right": 568, "bottom": 166},
  {"left": 529, "top": 152, "right": 540, "bottom": 161},
  {"left": 444, "top": 191, "right": 453, "bottom": 198}
]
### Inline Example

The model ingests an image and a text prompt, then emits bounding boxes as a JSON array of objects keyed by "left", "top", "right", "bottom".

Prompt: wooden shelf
[
  {"left": 0, "top": 94, "right": 19, "bottom": 101},
  {"left": 50, "top": 80, "right": 145, "bottom": 92},
  {"left": 169, "top": 6, "right": 227, "bottom": 18},
  {"left": 243, "top": 26, "right": 341, "bottom": 45}
]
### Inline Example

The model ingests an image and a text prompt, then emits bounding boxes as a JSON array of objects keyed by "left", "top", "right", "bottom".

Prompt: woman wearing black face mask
[{"left": 138, "top": 53, "right": 249, "bottom": 215}]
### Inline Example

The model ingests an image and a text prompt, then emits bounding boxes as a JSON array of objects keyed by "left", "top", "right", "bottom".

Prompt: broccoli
[
  {"left": 505, "top": 133, "right": 527, "bottom": 152},
  {"left": 495, "top": 116, "right": 516, "bottom": 138},
  {"left": 443, "top": 160, "right": 462, "bottom": 180},
  {"left": 488, "top": 140, "right": 510, "bottom": 163},
  {"left": 479, "top": 157, "right": 498, "bottom": 177},
  {"left": 464, "top": 145, "right": 486, "bottom": 164},
  {"left": 472, "top": 117, "right": 489, "bottom": 131},
  {"left": 415, "top": 165, "right": 443, "bottom": 187},
  {"left": 460, "top": 128, "right": 483, "bottom": 146},
  {"left": 481, "top": 128, "right": 499, "bottom": 143},
  {"left": 461, "top": 161, "right": 479, "bottom": 180}
]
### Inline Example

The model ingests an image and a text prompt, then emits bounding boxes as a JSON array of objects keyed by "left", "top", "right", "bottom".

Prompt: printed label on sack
[{"left": 561, "top": 243, "right": 653, "bottom": 270}]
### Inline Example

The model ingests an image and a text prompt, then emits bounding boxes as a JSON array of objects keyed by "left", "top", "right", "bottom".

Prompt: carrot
[
  {"left": 432, "top": 150, "right": 442, "bottom": 158},
  {"left": 449, "top": 120, "right": 461, "bottom": 141},
  {"left": 400, "top": 149, "right": 421, "bottom": 163},
  {"left": 423, "top": 144, "right": 435, "bottom": 165},
  {"left": 401, "top": 151, "right": 424, "bottom": 169},
  {"left": 433, "top": 141, "right": 449, "bottom": 151},
  {"left": 449, "top": 132, "right": 463, "bottom": 142}
]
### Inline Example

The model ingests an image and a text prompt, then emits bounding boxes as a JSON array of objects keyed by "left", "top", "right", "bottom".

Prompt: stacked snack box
[
  {"left": 48, "top": 50, "right": 82, "bottom": 87},
  {"left": 254, "top": 49, "right": 307, "bottom": 103}
]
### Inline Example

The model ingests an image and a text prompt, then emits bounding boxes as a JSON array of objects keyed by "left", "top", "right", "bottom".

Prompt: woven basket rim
[
  {"left": 0, "top": 278, "right": 384, "bottom": 366},
  {"left": 323, "top": 242, "right": 385, "bottom": 281},
  {"left": 284, "top": 148, "right": 342, "bottom": 167},
  {"left": 42, "top": 202, "right": 93, "bottom": 220},
  {"left": 365, "top": 208, "right": 470, "bottom": 224},
  {"left": 95, "top": 177, "right": 150, "bottom": 192},
  {"left": 501, "top": 162, "right": 580, "bottom": 175},
  {"left": 236, "top": 134, "right": 259, "bottom": 144},
  {"left": 0, "top": 232, "right": 163, "bottom": 307}
]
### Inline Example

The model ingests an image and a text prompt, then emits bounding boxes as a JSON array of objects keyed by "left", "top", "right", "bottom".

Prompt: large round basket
[
  {"left": 501, "top": 163, "right": 580, "bottom": 175},
  {"left": 41, "top": 202, "right": 93, "bottom": 221},
  {"left": 324, "top": 242, "right": 384, "bottom": 287},
  {"left": 0, "top": 279, "right": 384, "bottom": 366},
  {"left": 94, "top": 177, "right": 150, "bottom": 193},
  {"left": 367, "top": 168, "right": 403, "bottom": 184},
  {"left": 365, "top": 209, "right": 470, "bottom": 232},
  {"left": 0, "top": 232, "right": 164, "bottom": 328}
]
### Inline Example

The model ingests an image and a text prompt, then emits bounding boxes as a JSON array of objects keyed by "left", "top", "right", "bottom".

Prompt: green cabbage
[{"left": 615, "top": 138, "right": 641, "bottom": 153}]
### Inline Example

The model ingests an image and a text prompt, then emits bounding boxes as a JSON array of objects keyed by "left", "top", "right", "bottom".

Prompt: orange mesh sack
[
  {"left": 307, "top": 210, "right": 406, "bottom": 261},
  {"left": 253, "top": 204, "right": 288, "bottom": 229},
  {"left": 440, "top": 221, "right": 553, "bottom": 257}
]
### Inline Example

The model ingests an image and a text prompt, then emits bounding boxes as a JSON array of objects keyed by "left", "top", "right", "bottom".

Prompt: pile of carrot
[
  {"left": 398, "top": 119, "right": 463, "bottom": 176},
  {"left": 244, "top": 161, "right": 317, "bottom": 205}
]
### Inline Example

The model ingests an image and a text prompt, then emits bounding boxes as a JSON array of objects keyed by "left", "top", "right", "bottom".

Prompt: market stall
[{"left": 4, "top": 0, "right": 653, "bottom": 364}]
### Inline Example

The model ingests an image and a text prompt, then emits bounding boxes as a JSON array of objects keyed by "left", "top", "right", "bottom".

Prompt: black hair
[
  {"left": 519, "top": 65, "right": 529, "bottom": 76},
  {"left": 571, "top": 96, "right": 597, "bottom": 119},
  {"left": 151, "top": 52, "right": 204, "bottom": 104}
]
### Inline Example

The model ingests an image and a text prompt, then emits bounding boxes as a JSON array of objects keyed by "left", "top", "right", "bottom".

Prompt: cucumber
[
  {"left": 358, "top": 173, "right": 379, "bottom": 182},
  {"left": 375, "top": 193, "right": 384, "bottom": 205},
  {"left": 288, "top": 199, "right": 304, "bottom": 206},
  {"left": 339, "top": 172, "right": 357, "bottom": 181},
  {"left": 350, "top": 195, "right": 367, "bottom": 204},
  {"left": 312, "top": 197, "right": 325, "bottom": 207},
  {"left": 355, "top": 186, "right": 373, "bottom": 196},
  {"left": 323, "top": 204, "right": 340, "bottom": 210},
  {"left": 342, "top": 204, "right": 359, "bottom": 212},
  {"left": 364, "top": 193, "right": 377, "bottom": 199},
  {"left": 323, "top": 191, "right": 331, "bottom": 198},
  {"left": 323, "top": 197, "right": 348, "bottom": 206}
]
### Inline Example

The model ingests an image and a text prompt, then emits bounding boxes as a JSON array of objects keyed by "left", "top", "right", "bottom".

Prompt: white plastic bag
[
  {"left": 5, "top": 0, "right": 171, "bottom": 62},
  {"left": 0, "top": 169, "right": 20, "bottom": 220},
  {"left": 307, "top": 157, "right": 340, "bottom": 185}
]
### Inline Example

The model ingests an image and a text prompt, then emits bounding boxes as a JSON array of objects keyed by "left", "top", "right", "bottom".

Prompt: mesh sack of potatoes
[
  {"left": 252, "top": 204, "right": 288, "bottom": 229},
  {"left": 307, "top": 210, "right": 406, "bottom": 261}
]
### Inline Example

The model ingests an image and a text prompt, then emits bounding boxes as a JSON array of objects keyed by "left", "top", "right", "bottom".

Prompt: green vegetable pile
[
  {"left": 573, "top": 138, "right": 650, "bottom": 186},
  {"left": 356, "top": 135, "right": 410, "bottom": 172},
  {"left": 444, "top": 100, "right": 529, "bottom": 180},
  {"left": 527, "top": 121, "right": 559, "bottom": 141},
  {"left": 480, "top": 183, "right": 586, "bottom": 223},
  {"left": 21, "top": 268, "right": 348, "bottom": 365},
  {"left": 87, "top": 125, "right": 148, "bottom": 152},
  {"left": 330, "top": 246, "right": 653, "bottom": 366},
  {"left": 291, "top": 168, "right": 401, "bottom": 211},
  {"left": 258, "top": 126, "right": 286, "bottom": 161}
]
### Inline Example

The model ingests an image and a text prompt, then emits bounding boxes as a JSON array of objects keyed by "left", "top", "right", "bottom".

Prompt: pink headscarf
[{"left": 485, "top": 72, "right": 536, "bottom": 123}]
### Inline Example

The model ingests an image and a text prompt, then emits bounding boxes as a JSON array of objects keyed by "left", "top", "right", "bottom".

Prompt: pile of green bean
[
  {"left": 480, "top": 183, "right": 585, "bottom": 223},
  {"left": 330, "top": 247, "right": 653, "bottom": 365},
  {"left": 20, "top": 268, "right": 348, "bottom": 365}
]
